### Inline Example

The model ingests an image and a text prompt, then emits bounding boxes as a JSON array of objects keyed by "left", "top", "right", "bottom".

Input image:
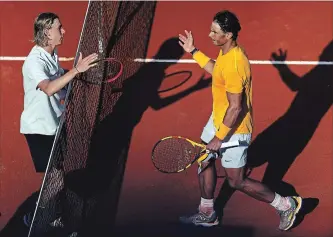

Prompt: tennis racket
[
  {"left": 77, "top": 57, "right": 124, "bottom": 85},
  {"left": 151, "top": 136, "right": 240, "bottom": 174}
]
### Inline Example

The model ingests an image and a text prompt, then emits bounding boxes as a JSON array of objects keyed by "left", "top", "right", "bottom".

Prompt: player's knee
[{"left": 227, "top": 176, "right": 245, "bottom": 190}]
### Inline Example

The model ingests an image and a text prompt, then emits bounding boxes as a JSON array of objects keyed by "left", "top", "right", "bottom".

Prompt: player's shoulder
[
  {"left": 22, "top": 46, "right": 50, "bottom": 77},
  {"left": 234, "top": 46, "right": 250, "bottom": 61},
  {"left": 232, "top": 46, "right": 250, "bottom": 70},
  {"left": 24, "top": 46, "right": 48, "bottom": 66}
]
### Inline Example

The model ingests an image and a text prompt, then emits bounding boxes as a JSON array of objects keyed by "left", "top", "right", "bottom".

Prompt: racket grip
[{"left": 221, "top": 140, "right": 240, "bottom": 148}]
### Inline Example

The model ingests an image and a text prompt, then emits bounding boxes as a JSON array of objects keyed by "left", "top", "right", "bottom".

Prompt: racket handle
[
  {"left": 204, "top": 140, "right": 240, "bottom": 154},
  {"left": 221, "top": 140, "right": 240, "bottom": 148}
]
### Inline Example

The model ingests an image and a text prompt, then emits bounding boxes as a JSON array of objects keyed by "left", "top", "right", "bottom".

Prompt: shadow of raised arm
[{"left": 270, "top": 49, "right": 302, "bottom": 92}]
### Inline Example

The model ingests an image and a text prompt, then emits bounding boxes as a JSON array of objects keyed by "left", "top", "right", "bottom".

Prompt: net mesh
[{"left": 28, "top": 1, "right": 156, "bottom": 236}]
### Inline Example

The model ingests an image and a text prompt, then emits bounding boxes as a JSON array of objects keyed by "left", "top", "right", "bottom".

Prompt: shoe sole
[
  {"left": 281, "top": 196, "right": 303, "bottom": 231},
  {"left": 194, "top": 219, "right": 219, "bottom": 227}
]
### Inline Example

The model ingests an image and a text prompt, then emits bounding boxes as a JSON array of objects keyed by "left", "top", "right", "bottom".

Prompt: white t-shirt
[{"left": 20, "top": 45, "right": 67, "bottom": 135}]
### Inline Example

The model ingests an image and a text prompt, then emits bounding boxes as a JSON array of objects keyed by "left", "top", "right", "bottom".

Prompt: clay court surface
[{"left": 0, "top": 2, "right": 332, "bottom": 237}]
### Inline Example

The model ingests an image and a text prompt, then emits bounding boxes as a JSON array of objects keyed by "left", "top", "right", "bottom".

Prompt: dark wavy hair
[{"left": 213, "top": 10, "right": 241, "bottom": 40}]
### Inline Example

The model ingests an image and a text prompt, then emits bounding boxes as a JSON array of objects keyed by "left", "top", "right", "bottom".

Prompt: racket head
[
  {"left": 151, "top": 136, "right": 207, "bottom": 173},
  {"left": 77, "top": 57, "right": 124, "bottom": 85}
]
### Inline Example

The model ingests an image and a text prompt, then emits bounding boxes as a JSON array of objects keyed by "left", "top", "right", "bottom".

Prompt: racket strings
[{"left": 152, "top": 138, "right": 202, "bottom": 173}]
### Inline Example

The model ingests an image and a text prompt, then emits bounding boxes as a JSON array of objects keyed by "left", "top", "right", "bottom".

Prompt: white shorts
[{"left": 200, "top": 114, "right": 252, "bottom": 169}]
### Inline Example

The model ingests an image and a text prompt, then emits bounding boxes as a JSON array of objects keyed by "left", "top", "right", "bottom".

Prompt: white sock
[
  {"left": 199, "top": 197, "right": 214, "bottom": 215},
  {"left": 270, "top": 193, "right": 291, "bottom": 211}
]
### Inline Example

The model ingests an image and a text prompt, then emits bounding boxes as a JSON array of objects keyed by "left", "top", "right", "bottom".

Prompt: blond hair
[{"left": 33, "top": 12, "right": 59, "bottom": 47}]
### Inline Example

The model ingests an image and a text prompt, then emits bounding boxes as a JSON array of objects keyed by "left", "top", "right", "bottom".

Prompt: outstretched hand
[
  {"left": 178, "top": 30, "right": 196, "bottom": 53},
  {"left": 75, "top": 52, "right": 99, "bottom": 73}
]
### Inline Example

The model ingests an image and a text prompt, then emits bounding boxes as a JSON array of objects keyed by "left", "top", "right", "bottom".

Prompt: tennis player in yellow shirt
[{"left": 178, "top": 10, "right": 302, "bottom": 231}]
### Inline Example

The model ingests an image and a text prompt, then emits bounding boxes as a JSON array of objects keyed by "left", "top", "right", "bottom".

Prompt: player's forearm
[
  {"left": 44, "top": 68, "right": 79, "bottom": 96},
  {"left": 192, "top": 50, "right": 215, "bottom": 75},
  {"left": 215, "top": 105, "right": 242, "bottom": 140},
  {"left": 222, "top": 105, "right": 242, "bottom": 128},
  {"left": 202, "top": 60, "right": 215, "bottom": 74}
]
